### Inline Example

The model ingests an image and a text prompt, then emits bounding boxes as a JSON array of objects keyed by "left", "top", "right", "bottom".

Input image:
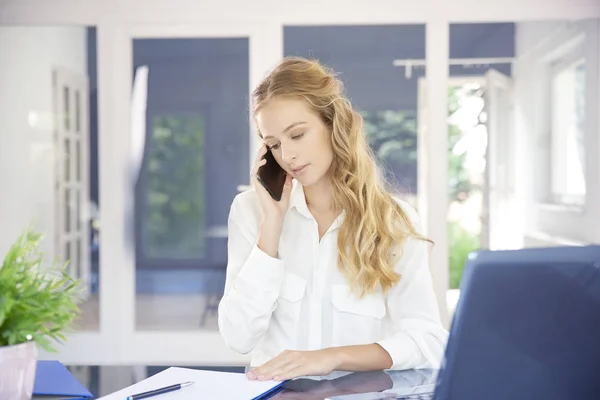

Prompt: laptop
[{"left": 327, "top": 245, "right": 600, "bottom": 400}]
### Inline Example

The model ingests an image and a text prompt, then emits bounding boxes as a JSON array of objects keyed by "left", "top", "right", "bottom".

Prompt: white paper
[{"left": 97, "top": 367, "right": 282, "bottom": 400}]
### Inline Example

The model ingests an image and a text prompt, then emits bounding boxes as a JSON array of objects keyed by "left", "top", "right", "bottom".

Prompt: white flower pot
[{"left": 0, "top": 341, "right": 38, "bottom": 400}]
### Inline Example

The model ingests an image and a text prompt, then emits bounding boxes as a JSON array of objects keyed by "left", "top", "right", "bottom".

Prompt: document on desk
[{"left": 97, "top": 367, "right": 284, "bottom": 400}]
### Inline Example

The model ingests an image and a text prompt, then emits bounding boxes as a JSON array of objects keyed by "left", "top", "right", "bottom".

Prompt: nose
[{"left": 280, "top": 144, "right": 297, "bottom": 163}]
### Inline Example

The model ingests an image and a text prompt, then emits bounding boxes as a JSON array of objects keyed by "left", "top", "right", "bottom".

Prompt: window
[
  {"left": 283, "top": 25, "right": 427, "bottom": 208},
  {"left": 131, "top": 37, "right": 250, "bottom": 331},
  {"left": 549, "top": 57, "right": 586, "bottom": 206},
  {"left": 53, "top": 67, "right": 91, "bottom": 301},
  {"left": 142, "top": 113, "right": 206, "bottom": 259}
]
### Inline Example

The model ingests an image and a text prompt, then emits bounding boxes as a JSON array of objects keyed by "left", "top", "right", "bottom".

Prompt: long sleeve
[
  {"left": 376, "top": 204, "right": 449, "bottom": 370},
  {"left": 217, "top": 193, "right": 286, "bottom": 354}
]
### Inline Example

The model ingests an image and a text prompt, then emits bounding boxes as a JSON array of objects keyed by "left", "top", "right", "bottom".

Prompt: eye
[
  {"left": 268, "top": 143, "right": 281, "bottom": 150},
  {"left": 291, "top": 132, "right": 305, "bottom": 140}
]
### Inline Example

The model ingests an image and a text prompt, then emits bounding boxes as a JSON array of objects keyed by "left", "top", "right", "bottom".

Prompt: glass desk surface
[{"left": 63, "top": 365, "right": 438, "bottom": 400}]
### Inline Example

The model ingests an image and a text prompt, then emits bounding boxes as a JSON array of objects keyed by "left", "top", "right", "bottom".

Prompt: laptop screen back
[{"left": 434, "top": 246, "right": 600, "bottom": 400}]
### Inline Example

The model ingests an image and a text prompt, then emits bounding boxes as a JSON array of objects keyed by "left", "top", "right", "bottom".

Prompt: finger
[
  {"left": 279, "top": 174, "right": 293, "bottom": 201},
  {"left": 256, "top": 357, "right": 296, "bottom": 381},
  {"left": 254, "top": 143, "right": 268, "bottom": 164},
  {"left": 259, "top": 359, "right": 299, "bottom": 381},
  {"left": 251, "top": 156, "right": 268, "bottom": 178},
  {"left": 247, "top": 352, "right": 290, "bottom": 379},
  {"left": 253, "top": 352, "right": 298, "bottom": 381}
]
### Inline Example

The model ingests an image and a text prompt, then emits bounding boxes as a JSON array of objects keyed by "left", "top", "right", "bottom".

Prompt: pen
[{"left": 126, "top": 381, "right": 194, "bottom": 400}]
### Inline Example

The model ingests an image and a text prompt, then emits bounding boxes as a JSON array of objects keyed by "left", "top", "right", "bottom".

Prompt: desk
[{"left": 64, "top": 365, "right": 438, "bottom": 400}]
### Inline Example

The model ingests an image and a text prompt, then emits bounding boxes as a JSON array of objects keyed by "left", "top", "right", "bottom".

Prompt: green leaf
[
  {"left": 0, "top": 226, "right": 82, "bottom": 351},
  {"left": 0, "top": 295, "right": 15, "bottom": 327}
]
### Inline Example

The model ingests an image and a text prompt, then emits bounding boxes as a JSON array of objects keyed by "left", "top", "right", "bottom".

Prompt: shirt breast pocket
[
  {"left": 331, "top": 284, "right": 387, "bottom": 345},
  {"left": 273, "top": 271, "right": 306, "bottom": 336}
]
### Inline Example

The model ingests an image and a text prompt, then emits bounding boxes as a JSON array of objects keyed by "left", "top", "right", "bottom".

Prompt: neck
[{"left": 303, "top": 179, "right": 334, "bottom": 213}]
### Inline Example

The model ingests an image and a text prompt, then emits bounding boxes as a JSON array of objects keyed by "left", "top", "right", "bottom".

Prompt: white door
[
  {"left": 39, "top": 68, "right": 109, "bottom": 366},
  {"left": 482, "top": 69, "right": 517, "bottom": 250}
]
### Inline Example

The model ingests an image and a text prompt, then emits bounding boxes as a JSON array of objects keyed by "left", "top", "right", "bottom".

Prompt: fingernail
[
  {"left": 273, "top": 376, "right": 281, "bottom": 381},
  {"left": 258, "top": 375, "right": 265, "bottom": 380}
]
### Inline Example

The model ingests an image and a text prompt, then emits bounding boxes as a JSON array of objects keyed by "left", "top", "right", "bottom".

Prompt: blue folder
[{"left": 33, "top": 360, "right": 93, "bottom": 399}]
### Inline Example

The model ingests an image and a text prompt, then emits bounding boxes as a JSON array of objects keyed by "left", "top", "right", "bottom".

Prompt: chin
[{"left": 296, "top": 174, "right": 325, "bottom": 188}]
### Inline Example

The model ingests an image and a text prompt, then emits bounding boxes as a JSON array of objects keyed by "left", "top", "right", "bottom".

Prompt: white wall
[
  {"left": 1, "top": 0, "right": 598, "bottom": 25},
  {"left": 514, "top": 19, "right": 599, "bottom": 246},
  {"left": 0, "top": 26, "right": 87, "bottom": 262}
]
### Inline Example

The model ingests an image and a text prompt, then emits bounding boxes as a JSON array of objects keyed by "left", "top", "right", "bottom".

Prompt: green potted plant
[{"left": 0, "top": 227, "right": 82, "bottom": 400}]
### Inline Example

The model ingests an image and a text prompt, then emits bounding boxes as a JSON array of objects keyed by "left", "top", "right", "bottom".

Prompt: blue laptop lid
[
  {"left": 34, "top": 360, "right": 93, "bottom": 399},
  {"left": 434, "top": 245, "right": 600, "bottom": 400}
]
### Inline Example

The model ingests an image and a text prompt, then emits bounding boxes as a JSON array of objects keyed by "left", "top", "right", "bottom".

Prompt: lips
[{"left": 292, "top": 164, "right": 309, "bottom": 174}]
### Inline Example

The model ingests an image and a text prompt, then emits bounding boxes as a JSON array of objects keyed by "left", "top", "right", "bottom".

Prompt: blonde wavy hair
[{"left": 252, "top": 57, "right": 432, "bottom": 297}]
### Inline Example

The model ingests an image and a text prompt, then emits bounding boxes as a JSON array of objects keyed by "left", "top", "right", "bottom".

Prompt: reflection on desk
[
  {"left": 272, "top": 369, "right": 437, "bottom": 400},
  {"left": 64, "top": 365, "right": 438, "bottom": 400}
]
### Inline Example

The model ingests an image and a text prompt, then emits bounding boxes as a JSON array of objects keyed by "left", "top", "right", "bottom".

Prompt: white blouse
[{"left": 217, "top": 180, "right": 448, "bottom": 370}]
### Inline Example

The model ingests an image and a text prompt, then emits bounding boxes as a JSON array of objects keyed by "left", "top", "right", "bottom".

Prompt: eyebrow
[{"left": 262, "top": 121, "right": 307, "bottom": 140}]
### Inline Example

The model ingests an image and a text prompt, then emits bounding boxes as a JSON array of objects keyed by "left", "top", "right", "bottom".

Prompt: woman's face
[{"left": 255, "top": 97, "right": 334, "bottom": 187}]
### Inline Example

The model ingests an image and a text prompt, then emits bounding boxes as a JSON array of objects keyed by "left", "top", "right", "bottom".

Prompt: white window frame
[
  {"left": 548, "top": 44, "right": 586, "bottom": 207},
  {"left": 521, "top": 19, "right": 599, "bottom": 246}
]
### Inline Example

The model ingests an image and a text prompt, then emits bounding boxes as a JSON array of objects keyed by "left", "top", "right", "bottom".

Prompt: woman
[{"left": 217, "top": 57, "right": 448, "bottom": 382}]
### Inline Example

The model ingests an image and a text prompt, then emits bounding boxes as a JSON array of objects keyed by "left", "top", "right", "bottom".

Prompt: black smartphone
[{"left": 257, "top": 148, "right": 287, "bottom": 201}]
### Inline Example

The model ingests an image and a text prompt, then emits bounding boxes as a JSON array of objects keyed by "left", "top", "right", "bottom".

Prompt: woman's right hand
[
  {"left": 251, "top": 144, "right": 293, "bottom": 257},
  {"left": 252, "top": 144, "right": 293, "bottom": 222}
]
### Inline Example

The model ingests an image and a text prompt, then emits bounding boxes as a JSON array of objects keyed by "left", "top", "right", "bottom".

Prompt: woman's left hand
[{"left": 247, "top": 349, "right": 340, "bottom": 381}]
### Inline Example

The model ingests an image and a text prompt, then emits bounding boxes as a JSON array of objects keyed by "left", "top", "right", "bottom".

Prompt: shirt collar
[
  {"left": 288, "top": 180, "right": 346, "bottom": 232},
  {"left": 288, "top": 179, "right": 312, "bottom": 219}
]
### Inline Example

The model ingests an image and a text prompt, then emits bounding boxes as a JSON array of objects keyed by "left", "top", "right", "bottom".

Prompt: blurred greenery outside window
[{"left": 362, "top": 86, "right": 482, "bottom": 289}]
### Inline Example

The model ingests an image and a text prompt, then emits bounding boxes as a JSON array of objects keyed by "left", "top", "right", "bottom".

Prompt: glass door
[{"left": 93, "top": 23, "right": 282, "bottom": 366}]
